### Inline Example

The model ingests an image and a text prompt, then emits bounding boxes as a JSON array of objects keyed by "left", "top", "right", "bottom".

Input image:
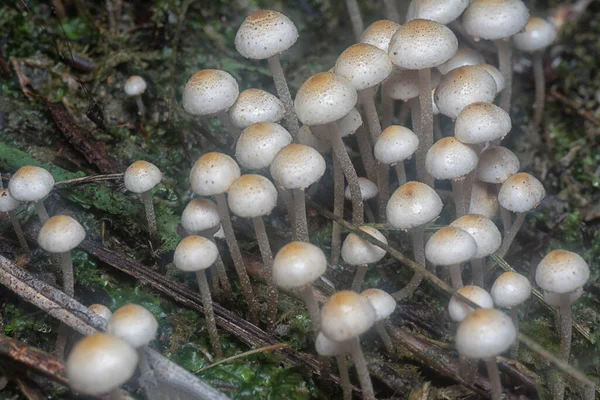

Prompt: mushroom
[
  {"left": 406, "top": 0, "right": 470, "bottom": 25},
  {"left": 448, "top": 285, "right": 494, "bottom": 323},
  {"left": 425, "top": 226, "right": 477, "bottom": 289},
  {"left": 229, "top": 88, "right": 285, "bottom": 129},
  {"left": 235, "top": 122, "right": 293, "bottom": 170},
  {"left": 8, "top": 165, "right": 54, "bottom": 222},
  {"left": 374, "top": 125, "right": 419, "bottom": 186},
  {"left": 455, "top": 103, "right": 512, "bottom": 148},
  {"left": 338, "top": 107, "right": 376, "bottom": 183},
  {"left": 0, "top": 188, "right": 29, "bottom": 253},
  {"left": 123, "top": 160, "right": 162, "bottom": 245},
  {"left": 344, "top": 178, "right": 378, "bottom": 222},
  {"left": 437, "top": 46, "right": 485, "bottom": 75},
  {"left": 315, "top": 332, "right": 352, "bottom": 400},
  {"left": 362, "top": 288, "right": 397, "bottom": 354},
  {"left": 468, "top": 180, "right": 499, "bottom": 220},
  {"left": 124, "top": 75, "right": 147, "bottom": 117},
  {"left": 478, "top": 64, "right": 506, "bottom": 93},
  {"left": 342, "top": 226, "right": 388, "bottom": 291},
  {"left": 88, "top": 304, "right": 112, "bottom": 321}
]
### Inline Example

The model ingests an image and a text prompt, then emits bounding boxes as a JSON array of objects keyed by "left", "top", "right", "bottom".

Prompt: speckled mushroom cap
[
  {"left": 235, "top": 122, "right": 293, "bottom": 170},
  {"left": 181, "top": 198, "right": 220, "bottom": 234},
  {"left": 8, "top": 166, "right": 54, "bottom": 202},
  {"left": 298, "top": 125, "right": 332, "bottom": 153},
  {"left": 38, "top": 215, "right": 85, "bottom": 253},
  {"left": 344, "top": 177, "right": 378, "bottom": 201},
  {"left": 451, "top": 214, "right": 501, "bottom": 259},
  {"left": 182, "top": 69, "right": 239, "bottom": 116},
  {"left": 272, "top": 241, "right": 327, "bottom": 289},
  {"left": 437, "top": 47, "right": 485, "bottom": 75},
  {"left": 227, "top": 174, "right": 278, "bottom": 218},
  {"left": 235, "top": 10, "right": 298, "bottom": 59},
  {"left": 189, "top": 152, "right": 241, "bottom": 196},
  {"left": 491, "top": 272, "right": 532, "bottom": 308},
  {"left": 498, "top": 172, "right": 545, "bottom": 213},
  {"left": 315, "top": 332, "right": 350, "bottom": 357},
  {"left": 448, "top": 285, "right": 494, "bottom": 322},
  {"left": 388, "top": 19, "right": 458, "bottom": 70},
  {"left": 387, "top": 181, "right": 443, "bottom": 229},
  {"left": 478, "top": 64, "right": 505, "bottom": 92},
  {"left": 462, "top": 0, "right": 530, "bottom": 41},
  {"left": 425, "top": 226, "right": 477, "bottom": 265},
  {"left": 339, "top": 108, "right": 363, "bottom": 138},
  {"left": 66, "top": 333, "right": 138, "bottom": 395},
  {"left": 107, "top": 304, "right": 158, "bottom": 348},
  {"left": 544, "top": 287, "right": 583, "bottom": 307},
  {"left": 174, "top": 235, "right": 219, "bottom": 272},
  {"left": 535, "top": 250, "right": 589, "bottom": 294},
  {"left": 375, "top": 125, "right": 419, "bottom": 165},
  {"left": 0, "top": 189, "right": 19, "bottom": 212},
  {"left": 360, "top": 20, "right": 401, "bottom": 52},
  {"left": 294, "top": 72, "right": 358, "bottom": 126},
  {"left": 334, "top": 43, "right": 393, "bottom": 91},
  {"left": 124, "top": 161, "right": 162, "bottom": 194},
  {"left": 384, "top": 68, "right": 441, "bottom": 101},
  {"left": 270, "top": 144, "right": 326, "bottom": 190},
  {"left": 229, "top": 88, "right": 285, "bottom": 128},
  {"left": 513, "top": 17, "right": 557, "bottom": 53},
  {"left": 88, "top": 304, "right": 113, "bottom": 321},
  {"left": 406, "top": 0, "right": 470, "bottom": 25},
  {"left": 455, "top": 103, "right": 511, "bottom": 144},
  {"left": 456, "top": 308, "right": 517, "bottom": 359},
  {"left": 469, "top": 181, "right": 499, "bottom": 219},
  {"left": 362, "top": 288, "right": 396, "bottom": 321},
  {"left": 320, "top": 291, "right": 376, "bottom": 342},
  {"left": 425, "top": 137, "right": 479, "bottom": 180},
  {"left": 477, "top": 146, "right": 520, "bottom": 184},
  {"left": 124, "top": 76, "right": 147, "bottom": 96},
  {"left": 434, "top": 65, "right": 498, "bottom": 119},
  {"left": 341, "top": 226, "right": 388, "bottom": 266}
]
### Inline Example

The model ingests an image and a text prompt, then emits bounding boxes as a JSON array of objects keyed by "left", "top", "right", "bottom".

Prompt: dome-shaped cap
[
  {"left": 341, "top": 226, "right": 388, "bottom": 266},
  {"left": 320, "top": 291, "right": 376, "bottom": 342},
  {"left": 455, "top": 103, "right": 511, "bottom": 144},
  {"left": 448, "top": 285, "right": 494, "bottom": 322},
  {"left": 344, "top": 177, "right": 378, "bottom": 200},
  {"left": 544, "top": 287, "right": 583, "bottom": 307},
  {"left": 360, "top": 20, "right": 401, "bottom": 52},
  {"left": 315, "top": 332, "right": 350, "bottom": 357},
  {"left": 462, "top": 0, "right": 529, "bottom": 41},
  {"left": 513, "top": 17, "right": 557, "bottom": 53},
  {"left": 384, "top": 68, "right": 442, "bottom": 101},
  {"left": 88, "top": 304, "right": 113, "bottom": 321},
  {"left": 182, "top": 70, "right": 239, "bottom": 116},
  {"left": 66, "top": 333, "right": 138, "bottom": 395},
  {"left": 294, "top": 72, "right": 358, "bottom": 126},
  {"left": 477, "top": 146, "right": 520, "bottom": 184},
  {"left": 451, "top": 214, "right": 501, "bottom": 258},
  {"left": 362, "top": 288, "right": 396, "bottom": 321},
  {"left": 498, "top": 172, "right": 545, "bottom": 213},
  {"left": 273, "top": 241, "right": 327, "bottom": 289},
  {"left": 235, "top": 10, "right": 298, "bottom": 60},
  {"left": 425, "top": 137, "right": 479, "bottom": 180},
  {"left": 181, "top": 198, "right": 220, "bottom": 234},
  {"left": 388, "top": 19, "right": 458, "bottom": 70},
  {"left": 124, "top": 160, "right": 162, "bottom": 193},
  {"left": 339, "top": 108, "right": 363, "bottom": 138},
  {"left": 406, "top": 0, "right": 470, "bottom": 25},
  {"left": 491, "top": 272, "right": 532, "bottom": 308},
  {"left": 8, "top": 166, "right": 54, "bottom": 202},
  {"left": 334, "top": 44, "right": 393, "bottom": 91},
  {"left": 435, "top": 65, "right": 497, "bottom": 119},
  {"left": 0, "top": 189, "right": 20, "bottom": 212},
  {"left": 456, "top": 308, "right": 517, "bottom": 359},
  {"left": 437, "top": 47, "right": 485, "bottom": 75},
  {"left": 535, "top": 250, "right": 589, "bottom": 294},
  {"left": 270, "top": 144, "right": 326, "bottom": 190},
  {"left": 174, "top": 235, "right": 218, "bottom": 272},
  {"left": 478, "top": 64, "right": 505, "bottom": 92},
  {"left": 387, "top": 182, "right": 443, "bottom": 229},
  {"left": 298, "top": 125, "right": 332, "bottom": 153},
  {"left": 227, "top": 174, "right": 277, "bottom": 218},
  {"left": 189, "top": 152, "right": 241, "bottom": 196},
  {"left": 107, "top": 304, "right": 159, "bottom": 348},
  {"left": 469, "top": 180, "right": 499, "bottom": 219},
  {"left": 229, "top": 88, "right": 285, "bottom": 129},
  {"left": 375, "top": 125, "right": 419, "bottom": 165},
  {"left": 124, "top": 76, "right": 147, "bottom": 96},
  {"left": 235, "top": 122, "right": 293, "bottom": 170},
  {"left": 38, "top": 215, "right": 85, "bottom": 253},
  {"left": 425, "top": 226, "right": 477, "bottom": 265}
]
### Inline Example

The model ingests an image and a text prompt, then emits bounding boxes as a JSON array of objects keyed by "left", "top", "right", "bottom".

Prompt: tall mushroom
[
  {"left": 362, "top": 288, "right": 397, "bottom": 354},
  {"left": 124, "top": 75, "right": 147, "bottom": 118},
  {"left": 425, "top": 226, "right": 477, "bottom": 289},
  {"left": 229, "top": 88, "right": 285, "bottom": 129},
  {"left": 455, "top": 102, "right": 512, "bottom": 148},
  {"left": 8, "top": 165, "right": 54, "bottom": 222},
  {"left": 344, "top": 178, "right": 378, "bottom": 223},
  {"left": 0, "top": 188, "right": 29, "bottom": 253},
  {"left": 341, "top": 226, "right": 388, "bottom": 292},
  {"left": 374, "top": 125, "right": 419, "bottom": 186},
  {"left": 235, "top": 122, "right": 293, "bottom": 171},
  {"left": 123, "top": 160, "right": 162, "bottom": 245},
  {"left": 315, "top": 332, "right": 352, "bottom": 400}
]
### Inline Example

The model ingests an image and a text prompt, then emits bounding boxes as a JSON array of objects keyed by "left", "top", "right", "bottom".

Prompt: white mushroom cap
[
  {"left": 462, "top": 0, "right": 530, "bottom": 41},
  {"left": 123, "top": 160, "right": 162, "bottom": 193},
  {"left": 535, "top": 250, "right": 590, "bottom": 294},
  {"left": 107, "top": 304, "right": 159, "bottom": 348},
  {"left": 294, "top": 72, "right": 358, "bottom": 126},
  {"left": 182, "top": 70, "right": 239, "bottom": 116},
  {"left": 387, "top": 182, "right": 443, "bottom": 229},
  {"left": 124, "top": 76, "right": 147, "bottom": 96},
  {"left": 362, "top": 288, "right": 396, "bottom": 321},
  {"left": 235, "top": 10, "right": 298, "bottom": 60},
  {"left": 270, "top": 144, "right": 326, "bottom": 190},
  {"left": 174, "top": 235, "right": 219, "bottom": 272},
  {"left": 450, "top": 214, "right": 501, "bottom": 259},
  {"left": 477, "top": 146, "right": 520, "bottom": 184},
  {"left": 341, "top": 226, "right": 388, "bottom": 266},
  {"left": 38, "top": 215, "right": 86, "bottom": 253},
  {"left": 272, "top": 241, "right": 327, "bottom": 289},
  {"left": 544, "top": 287, "right": 583, "bottom": 307},
  {"left": 455, "top": 103, "right": 511, "bottom": 144},
  {"left": 491, "top": 272, "right": 532, "bottom": 308},
  {"left": 235, "top": 122, "right": 293, "bottom": 170},
  {"left": 360, "top": 20, "right": 401, "bottom": 52},
  {"left": 375, "top": 125, "right": 419, "bottom": 165},
  {"left": 513, "top": 17, "right": 557, "bottom": 53},
  {"left": 8, "top": 166, "right": 54, "bottom": 202},
  {"left": 189, "top": 152, "right": 241, "bottom": 196},
  {"left": 227, "top": 174, "right": 277, "bottom": 218},
  {"left": 498, "top": 172, "right": 545, "bottom": 213},
  {"left": 338, "top": 108, "right": 363, "bottom": 138},
  {"left": 389, "top": 19, "right": 458, "bottom": 70},
  {"left": 229, "top": 88, "right": 285, "bottom": 128},
  {"left": 334, "top": 43, "right": 393, "bottom": 91},
  {"left": 315, "top": 332, "right": 350, "bottom": 357},
  {"left": 434, "top": 65, "right": 498, "bottom": 119},
  {"left": 469, "top": 180, "right": 499, "bottom": 219},
  {"left": 181, "top": 198, "right": 220, "bottom": 234},
  {"left": 66, "top": 333, "right": 138, "bottom": 395},
  {"left": 320, "top": 291, "right": 376, "bottom": 342},
  {"left": 406, "top": 0, "right": 470, "bottom": 25},
  {"left": 88, "top": 304, "right": 113, "bottom": 321},
  {"left": 344, "top": 177, "right": 378, "bottom": 200},
  {"left": 456, "top": 308, "right": 517, "bottom": 359},
  {"left": 425, "top": 137, "right": 479, "bottom": 180},
  {"left": 478, "top": 64, "right": 505, "bottom": 92},
  {"left": 298, "top": 125, "right": 332, "bottom": 153},
  {"left": 448, "top": 285, "right": 494, "bottom": 322},
  {"left": 425, "top": 226, "right": 477, "bottom": 265},
  {"left": 0, "top": 189, "right": 20, "bottom": 212},
  {"left": 437, "top": 46, "right": 485, "bottom": 75},
  {"left": 384, "top": 68, "right": 442, "bottom": 101}
]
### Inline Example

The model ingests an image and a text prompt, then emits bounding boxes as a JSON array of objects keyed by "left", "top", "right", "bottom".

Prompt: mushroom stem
[
  {"left": 395, "top": 162, "right": 407, "bottom": 186},
  {"left": 495, "top": 39, "right": 513, "bottom": 112},
  {"left": 451, "top": 179, "right": 467, "bottom": 218},
  {"left": 497, "top": 212, "right": 526, "bottom": 258},
  {"left": 60, "top": 251, "right": 74, "bottom": 297},
  {"left": 267, "top": 55, "right": 300, "bottom": 140},
  {"left": 137, "top": 347, "right": 154, "bottom": 384},
  {"left": 252, "top": 216, "right": 278, "bottom": 331},
  {"left": 336, "top": 355, "right": 352, "bottom": 400},
  {"left": 485, "top": 357, "right": 504, "bottom": 400},
  {"left": 345, "top": 0, "right": 364, "bottom": 41},
  {"left": 351, "top": 264, "right": 368, "bottom": 292},
  {"left": 195, "top": 270, "right": 222, "bottom": 358},
  {"left": 360, "top": 90, "right": 382, "bottom": 142},
  {"left": 449, "top": 264, "right": 463, "bottom": 290},
  {"left": 364, "top": 202, "right": 376, "bottom": 223},
  {"left": 418, "top": 68, "right": 434, "bottom": 187},
  {"left": 471, "top": 258, "right": 484, "bottom": 288},
  {"left": 141, "top": 190, "right": 160, "bottom": 246},
  {"left": 500, "top": 205, "right": 513, "bottom": 234},
  {"left": 509, "top": 307, "right": 520, "bottom": 357},
  {"left": 382, "top": 0, "right": 400, "bottom": 22},
  {"left": 355, "top": 125, "right": 377, "bottom": 183},
  {"left": 293, "top": 189, "right": 309, "bottom": 242},
  {"left": 277, "top": 187, "right": 296, "bottom": 238},
  {"left": 34, "top": 201, "right": 49, "bottom": 223},
  {"left": 8, "top": 210, "right": 29, "bottom": 253},
  {"left": 349, "top": 337, "right": 375, "bottom": 400},
  {"left": 217, "top": 112, "right": 241, "bottom": 141},
  {"left": 376, "top": 163, "right": 389, "bottom": 223},
  {"left": 214, "top": 253, "right": 233, "bottom": 302},
  {"left": 214, "top": 193, "right": 259, "bottom": 324},
  {"left": 392, "top": 226, "right": 425, "bottom": 300},
  {"left": 135, "top": 95, "right": 145, "bottom": 117},
  {"left": 299, "top": 285, "right": 320, "bottom": 334},
  {"left": 532, "top": 51, "right": 545, "bottom": 132},
  {"left": 381, "top": 85, "right": 394, "bottom": 129},
  {"left": 375, "top": 321, "right": 394, "bottom": 354},
  {"left": 331, "top": 156, "right": 344, "bottom": 265},
  {"left": 555, "top": 293, "right": 573, "bottom": 400},
  {"left": 409, "top": 98, "right": 430, "bottom": 186},
  {"left": 210, "top": 268, "right": 220, "bottom": 300}
]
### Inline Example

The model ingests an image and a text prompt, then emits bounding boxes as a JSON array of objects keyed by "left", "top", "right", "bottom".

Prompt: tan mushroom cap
[
  {"left": 270, "top": 144, "right": 326, "bottom": 190},
  {"left": 448, "top": 285, "right": 494, "bottom": 322},
  {"left": 478, "top": 64, "right": 505, "bottom": 92},
  {"left": 375, "top": 125, "right": 419, "bottom": 165},
  {"left": 425, "top": 137, "right": 479, "bottom": 180},
  {"left": 182, "top": 69, "right": 239, "bottom": 116},
  {"left": 498, "top": 172, "right": 545, "bottom": 213},
  {"left": 8, "top": 166, "right": 55, "bottom": 202},
  {"left": 88, "top": 304, "right": 113, "bottom": 321},
  {"left": 320, "top": 291, "right": 376, "bottom": 342},
  {"left": 451, "top": 214, "right": 501, "bottom": 258},
  {"left": 469, "top": 180, "right": 499, "bottom": 219},
  {"left": 425, "top": 226, "right": 477, "bottom": 265},
  {"left": 38, "top": 215, "right": 86, "bottom": 253},
  {"left": 491, "top": 272, "right": 532, "bottom": 308},
  {"left": 387, "top": 181, "right": 443, "bottom": 229},
  {"left": 513, "top": 17, "right": 557, "bottom": 53},
  {"left": 229, "top": 88, "right": 285, "bottom": 128},
  {"left": 455, "top": 102, "right": 511, "bottom": 144},
  {"left": 189, "top": 152, "right": 241, "bottom": 196},
  {"left": 298, "top": 125, "right": 332, "bottom": 153},
  {"left": 406, "top": 0, "right": 470, "bottom": 25},
  {"left": 272, "top": 241, "right": 327, "bottom": 289},
  {"left": 124, "top": 75, "right": 147, "bottom": 96},
  {"left": 181, "top": 198, "right": 220, "bottom": 234},
  {"left": 384, "top": 68, "right": 441, "bottom": 101},
  {"left": 344, "top": 177, "right": 378, "bottom": 200},
  {"left": 341, "top": 226, "right": 388, "bottom": 266},
  {"left": 124, "top": 160, "right": 162, "bottom": 193},
  {"left": 360, "top": 20, "right": 401, "bottom": 52},
  {"left": 174, "top": 235, "right": 219, "bottom": 272},
  {"left": 227, "top": 174, "right": 278, "bottom": 218},
  {"left": 462, "top": 0, "right": 530, "bottom": 41},
  {"left": 235, "top": 122, "right": 293, "bottom": 170},
  {"left": 362, "top": 288, "right": 396, "bottom": 321},
  {"left": 456, "top": 308, "right": 517, "bottom": 359},
  {"left": 437, "top": 46, "right": 485, "bottom": 75},
  {"left": 315, "top": 332, "right": 350, "bottom": 357},
  {"left": 535, "top": 250, "right": 589, "bottom": 294},
  {"left": 334, "top": 43, "right": 393, "bottom": 91},
  {"left": 107, "top": 304, "right": 158, "bottom": 348},
  {"left": 477, "top": 146, "right": 520, "bottom": 184},
  {"left": 0, "top": 189, "right": 20, "bottom": 212},
  {"left": 235, "top": 10, "right": 299, "bottom": 60}
]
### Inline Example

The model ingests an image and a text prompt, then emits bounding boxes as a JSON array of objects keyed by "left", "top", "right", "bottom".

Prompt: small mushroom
[
  {"left": 361, "top": 288, "right": 396, "bottom": 354},
  {"left": 124, "top": 160, "right": 162, "bottom": 245},
  {"left": 88, "top": 304, "right": 113, "bottom": 321},
  {"left": 425, "top": 226, "right": 477, "bottom": 289},
  {"left": 406, "top": 0, "right": 470, "bottom": 25},
  {"left": 448, "top": 285, "right": 494, "bottom": 323},
  {"left": 344, "top": 178, "right": 378, "bottom": 222},
  {"left": 229, "top": 88, "right": 285, "bottom": 129},
  {"left": 468, "top": 180, "right": 499, "bottom": 220},
  {"left": 0, "top": 188, "right": 29, "bottom": 253},
  {"left": 235, "top": 122, "right": 292, "bottom": 170},
  {"left": 124, "top": 75, "right": 147, "bottom": 117},
  {"left": 437, "top": 46, "right": 485, "bottom": 75},
  {"left": 342, "top": 226, "right": 388, "bottom": 292},
  {"left": 455, "top": 102, "right": 511, "bottom": 147},
  {"left": 315, "top": 332, "right": 352, "bottom": 400},
  {"left": 8, "top": 165, "right": 54, "bottom": 222},
  {"left": 374, "top": 125, "right": 419, "bottom": 186}
]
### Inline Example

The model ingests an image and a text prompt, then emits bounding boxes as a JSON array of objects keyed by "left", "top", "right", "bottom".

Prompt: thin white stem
[
  {"left": 351, "top": 264, "right": 368, "bottom": 292},
  {"left": 495, "top": 39, "right": 513, "bottom": 113},
  {"left": 485, "top": 357, "right": 504, "bottom": 400},
  {"left": 345, "top": 0, "right": 364, "bottom": 41},
  {"left": 336, "top": 355, "right": 352, "bottom": 400},
  {"left": 299, "top": 285, "right": 320, "bottom": 335},
  {"left": 349, "top": 337, "right": 375, "bottom": 400},
  {"left": 331, "top": 156, "right": 344, "bottom": 265},
  {"left": 510, "top": 307, "right": 520, "bottom": 357},
  {"left": 217, "top": 112, "right": 241, "bottom": 141},
  {"left": 376, "top": 163, "right": 389, "bottom": 223},
  {"left": 135, "top": 95, "right": 145, "bottom": 117},
  {"left": 196, "top": 270, "right": 222, "bottom": 358},
  {"left": 418, "top": 68, "right": 434, "bottom": 187},
  {"left": 392, "top": 226, "right": 424, "bottom": 300},
  {"left": 252, "top": 217, "right": 278, "bottom": 332},
  {"left": 267, "top": 55, "right": 300, "bottom": 140},
  {"left": 501, "top": 205, "right": 513, "bottom": 234},
  {"left": 554, "top": 294, "right": 573, "bottom": 400},
  {"left": 8, "top": 210, "right": 29, "bottom": 253},
  {"left": 497, "top": 212, "right": 526, "bottom": 258},
  {"left": 381, "top": 86, "right": 394, "bottom": 129},
  {"left": 293, "top": 188, "right": 309, "bottom": 242},
  {"left": 471, "top": 258, "right": 484, "bottom": 288},
  {"left": 449, "top": 263, "right": 463, "bottom": 290},
  {"left": 533, "top": 51, "right": 545, "bottom": 132},
  {"left": 395, "top": 162, "right": 406, "bottom": 186},
  {"left": 141, "top": 190, "right": 160, "bottom": 246},
  {"left": 451, "top": 179, "right": 467, "bottom": 218},
  {"left": 277, "top": 187, "right": 295, "bottom": 238},
  {"left": 375, "top": 321, "right": 394, "bottom": 354},
  {"left": 360, "top": 90, "right": 382, "bottom": 142},
  {"left": 382, "top": 0, "right": 400, "bottom": 22},
  {"left": 34, "top": 201, "right": 49, "bottom": 223},
  {"left": 355, "top": 125, "right": 377, "bottom": 183},
  {"left": 60, "top": 251, "right": 74, "bottom": 298}
]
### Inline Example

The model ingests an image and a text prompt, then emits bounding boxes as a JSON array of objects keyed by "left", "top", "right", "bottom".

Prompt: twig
[
  {"left": 549, "top": 89, "right": 600, "bottom": 126},
  {"left": 55, "top": 173, "right": 124, "bottom": 187},
  {"left": 195, "top": 344, "right": 289, "bottom": 373}
]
